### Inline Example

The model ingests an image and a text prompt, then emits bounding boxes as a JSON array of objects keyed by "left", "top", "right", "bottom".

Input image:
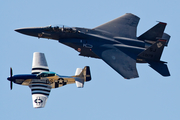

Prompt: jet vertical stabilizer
[
  {"left": 138, "top": 39, "right": 167, "bottom": 61},
  {"left": 138, "top": 22, "right": 167, "bottom": 42},
  {"left": 162, "top": 33, "right": 171, "bottom": 46},
  {"left": 137, "top": 39, "right": 170, "bottom": 76}
]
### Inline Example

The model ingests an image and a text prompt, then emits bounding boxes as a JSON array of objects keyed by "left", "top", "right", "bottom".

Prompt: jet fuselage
[{"left": 15, "top": 26, "right": 145, "bottom": 60}]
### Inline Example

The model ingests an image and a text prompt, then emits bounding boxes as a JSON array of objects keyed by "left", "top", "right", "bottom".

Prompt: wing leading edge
[
  {"left": 94, "top": 13, "right": 140, "bottom": 39},
  {"left": 29, "top": 83, "right": 52, "bottom": 108},
  {"left": 92, "top": 45, "right": 139, "bottom": 79}
]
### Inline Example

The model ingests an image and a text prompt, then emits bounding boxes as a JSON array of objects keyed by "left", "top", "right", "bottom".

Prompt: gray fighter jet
[{"left": 15, "top": 13, "right": 170, "bottom": 79}]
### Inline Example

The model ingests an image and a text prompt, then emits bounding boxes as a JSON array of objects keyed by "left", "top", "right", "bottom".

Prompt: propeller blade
[
  {"left": 10, "top": 67, "right": 13, "bottom": 77},
  {"left": 10, "top": 67, "right": 13, "bottom": 90},
  {"left": 10, "top": 81, "right": 13, "bottom": 90}
]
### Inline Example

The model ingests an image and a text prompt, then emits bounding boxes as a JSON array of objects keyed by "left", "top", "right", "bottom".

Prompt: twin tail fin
[{"left": 137, "top": 40, "right": 170, "bottom": 76}]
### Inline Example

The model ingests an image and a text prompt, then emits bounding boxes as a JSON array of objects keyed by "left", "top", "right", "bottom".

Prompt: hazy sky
[{"left": 1, "top": 0, "right": 180, "bottom": 120}]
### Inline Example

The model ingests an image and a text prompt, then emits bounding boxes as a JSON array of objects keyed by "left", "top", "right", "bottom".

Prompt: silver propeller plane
[
  {"left": 15, "top": 13, "right": 170, "bottom": 79},
  {"left": 7, "top": 52, "right": 91, "bottom": 108}
]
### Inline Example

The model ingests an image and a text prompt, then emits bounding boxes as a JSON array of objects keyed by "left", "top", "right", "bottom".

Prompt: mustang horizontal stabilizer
[
  {"left": 138, "top": 22, "right": 167, "bottom": 42},
  {"left": 94, "top": 13, "right": 140, "bottom": 39},
  {"left": 92, "top": 46, "right": 139, "bottom": 79},
  {"left": 32, "top": 52, "right": 49, "bottom": 74}
]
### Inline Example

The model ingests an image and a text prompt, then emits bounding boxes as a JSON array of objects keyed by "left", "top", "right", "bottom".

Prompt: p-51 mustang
[
  {"left": 7, "top": 52, "right": 91, "bottom": 108},
  {"left": 15, "top": 13, "right": 170, "bottom": 79}
]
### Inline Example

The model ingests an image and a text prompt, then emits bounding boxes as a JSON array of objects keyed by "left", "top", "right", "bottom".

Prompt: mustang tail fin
[
  {"left": 74, "top": 66, "right": 91, "bottom": 88},
  {"left": 31, "top": 52, "right": 49, "bottom": 74},
  {"left": 137, "top": 39, "right": 170, "bottom": 76}
]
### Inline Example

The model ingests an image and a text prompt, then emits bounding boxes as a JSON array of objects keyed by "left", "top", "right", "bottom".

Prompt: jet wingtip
[
  {"left": 124, "top": 75, "right": 139, "bottom": 80},
  {"left": 125, "top": 13, "right": 140, "bottom": 18}
]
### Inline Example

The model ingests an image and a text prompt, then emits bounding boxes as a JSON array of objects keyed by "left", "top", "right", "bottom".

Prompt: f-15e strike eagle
[
  {"left": 7, "top": 52, "right": 91, "bottom": 108},
  {"left": 15, "top": 13, "right": 170, "bottom": 79}
]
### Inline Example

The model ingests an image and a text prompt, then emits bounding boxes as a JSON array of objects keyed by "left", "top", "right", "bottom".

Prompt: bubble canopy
[
  {"left": 48, "top": 24, "right": 70, "bottom": 28},
  {"left": 37, "top": 71, "right": 56, "bottom": 77},
  {"left": 44, "top": 24, "right": 77, "bottom": 32}
]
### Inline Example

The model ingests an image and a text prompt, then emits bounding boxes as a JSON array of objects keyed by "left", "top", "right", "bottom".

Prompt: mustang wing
[
  {"left": 92, "top": 45, "right": 139, "bottom": 79},
  {"left": 94, "top": 13, "right": 140, "bottom": 39},
  {"left": 29, "top": 81, "right": 52, "bottom": 108},
  {"left": 31, "top": 52, "right": 49, "bottom": 74}
]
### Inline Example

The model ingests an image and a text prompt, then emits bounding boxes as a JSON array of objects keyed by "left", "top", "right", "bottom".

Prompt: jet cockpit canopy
[{"left": 45, "top": 24, "right": 77, "bottom": 33}]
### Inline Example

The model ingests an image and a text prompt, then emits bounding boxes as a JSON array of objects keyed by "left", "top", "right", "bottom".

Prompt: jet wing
[
  {"left": 92, "top": 45, "right": 139, "bottom": 79},
  {"left": 93, "top": 13, "right": 140, "bottom": 39}
]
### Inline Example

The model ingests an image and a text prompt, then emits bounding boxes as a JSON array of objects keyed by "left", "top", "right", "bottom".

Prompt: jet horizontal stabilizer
[{"left": 148, "top": 61, "right": 170, "bottom": 76}]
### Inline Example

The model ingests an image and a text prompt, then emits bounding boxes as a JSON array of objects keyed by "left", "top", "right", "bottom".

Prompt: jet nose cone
[
  {"left": 15, "top": 28, "right": 24, "bottom": 34},
  {"left": 14, "top": 27, "right": 44, "bottom": 37},
  {"left": 14, "top": 28, "right": 35, "bottom": 35},
  {"left": 14, "top": 28, "right": 31, "bottom": 35}
]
